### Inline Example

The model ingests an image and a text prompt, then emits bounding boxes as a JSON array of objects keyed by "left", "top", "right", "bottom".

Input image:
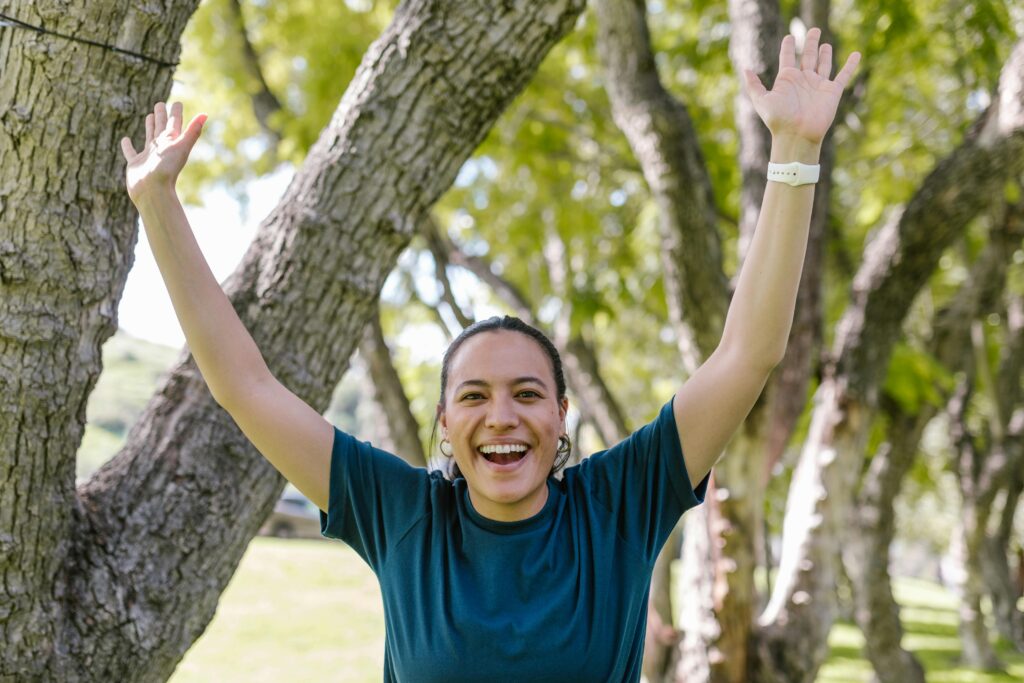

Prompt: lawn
[
  {"left": 172, "top": 538, "right": 1024, "bottom": 682},
  {"left": 818, "top": 576, "right": 1024, "bottom": 683},
  {"left": 170, "top": 538, "right": 385, "bottom": 682}
]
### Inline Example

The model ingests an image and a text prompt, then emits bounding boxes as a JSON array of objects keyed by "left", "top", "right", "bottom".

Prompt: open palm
[
  {"left": 743, "top": 28, "right": 860, "bottom": 143},
  {"left": 120, "top": 102, "right": 206, "bottom": 202}
]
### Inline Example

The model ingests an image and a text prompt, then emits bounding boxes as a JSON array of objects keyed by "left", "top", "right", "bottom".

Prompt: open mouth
[{"left": 477, "top": 443, "right": 530, "bottom": 468}]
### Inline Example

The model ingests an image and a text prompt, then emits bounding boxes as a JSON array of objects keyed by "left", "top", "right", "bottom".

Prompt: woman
[{"left": 120, "top": 28, "right": 858, "bottom": 681}]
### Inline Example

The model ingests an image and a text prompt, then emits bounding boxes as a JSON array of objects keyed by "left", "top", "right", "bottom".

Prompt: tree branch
[
  {"left": 834, "top": 38, "right": 1024, "bottom": 400},
  {"left": 593, "top": 0, "right": 729, "bottom": 373},
  {"left": 359, "top": 307, "right": 427, "bottom": 467},
  {"left": 225, "top": 0, "right": 284, "bottom": 144},
  {"left": 420, "top": 216, "right": 476, "bottom": 330}
]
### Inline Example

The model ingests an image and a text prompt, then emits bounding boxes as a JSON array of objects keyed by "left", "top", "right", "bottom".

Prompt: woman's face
[{"left": 439, "top": 330, "right": 568, "bottom": 522}]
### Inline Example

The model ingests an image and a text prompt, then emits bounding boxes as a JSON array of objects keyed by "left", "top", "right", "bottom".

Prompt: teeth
[{"left": 479, "top": 443, "right": 528, "bottom": 455}]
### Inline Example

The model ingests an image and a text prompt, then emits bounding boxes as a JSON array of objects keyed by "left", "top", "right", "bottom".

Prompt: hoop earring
[
  {"left": 556, "top": 434, "right": 571, "bottom": 457},
  {"left": 440, "top": 438, "right": 453, "bottom": 458}
]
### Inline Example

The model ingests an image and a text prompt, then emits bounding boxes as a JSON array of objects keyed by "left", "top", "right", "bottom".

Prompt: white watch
[{"left": 767, "top": 161, "right": 820, "bottom": 186}]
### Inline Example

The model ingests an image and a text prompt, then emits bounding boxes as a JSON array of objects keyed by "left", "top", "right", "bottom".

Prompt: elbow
[
  {"left": 755, "top": 353, "right": 785, "bottom": 377},
  {"left": 761, "top": 349, "right": 786, "bottom": 372},
  {"left": 719, "top": 340, "right": 784, "bottom": 375},
  {"left": 210, "top": 371, "right": 271, "bottom": 413}
]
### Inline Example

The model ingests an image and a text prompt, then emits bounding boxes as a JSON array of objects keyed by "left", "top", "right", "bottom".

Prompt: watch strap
[{"left": 767, "top": 161, "right": 820, "bottom": 186}]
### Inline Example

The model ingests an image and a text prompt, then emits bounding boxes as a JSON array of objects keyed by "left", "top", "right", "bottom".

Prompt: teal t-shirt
[{"left": 319, "top": 398, "right": 708, "bottom": 682}]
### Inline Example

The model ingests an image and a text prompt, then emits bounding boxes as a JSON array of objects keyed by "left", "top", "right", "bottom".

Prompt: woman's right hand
[{"left": 120, "top": 101, "right": 206, "bottom": 203}]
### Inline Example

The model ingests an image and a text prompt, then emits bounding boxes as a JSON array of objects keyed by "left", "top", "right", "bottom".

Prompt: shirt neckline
[{"left": 460, "top": 478, "right": 559, "bottom": 534}]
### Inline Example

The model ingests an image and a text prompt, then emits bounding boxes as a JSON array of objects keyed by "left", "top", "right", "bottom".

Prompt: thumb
[
  {"left": 182, "top": 113, "right": 207, "bottom": 147},
  {"left": 742, "top": 68, "right": 767, "bottom": 101}
]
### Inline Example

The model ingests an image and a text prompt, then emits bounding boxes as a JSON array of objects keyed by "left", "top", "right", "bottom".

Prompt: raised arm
[
  {"left": 120, "top": 102, "right": 333, "bottom": 511},
  {"left": 673, "top": 29, "right": 860, "bottom": 487}
]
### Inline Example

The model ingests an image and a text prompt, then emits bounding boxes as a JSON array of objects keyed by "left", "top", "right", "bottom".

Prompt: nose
[{"left": 485, "top": 394, "right": 519, "bottom": 430}]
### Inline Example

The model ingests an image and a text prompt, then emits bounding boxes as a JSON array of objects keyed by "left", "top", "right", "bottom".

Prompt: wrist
[
  {"left": 130, "top": 180, "right": 179, "bottom": 210},
  {"left": 769, "top": 135, "right": 821, "bottom": 164}
]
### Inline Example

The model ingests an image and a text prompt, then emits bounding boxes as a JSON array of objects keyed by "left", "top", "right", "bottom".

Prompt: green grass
[
  {"left": 172, "top": 540, "right": 1023, "bottom": 682},
  {"left": 78, "top": 331, "right": 181, "bottom": 483},
  {"left": 171, "top": 538, "right": 385, "bottom": 682},
  {"left": 819, "top": 576, "right": 1024, "bottom": 683}
]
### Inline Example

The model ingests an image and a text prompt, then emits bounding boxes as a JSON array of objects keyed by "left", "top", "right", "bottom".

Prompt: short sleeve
[
  {"left": 319, "top": 427, "right": 430, "bottom": 572},
  {"left": 575, "top": 397, "right": 708, "bottom": 565}
]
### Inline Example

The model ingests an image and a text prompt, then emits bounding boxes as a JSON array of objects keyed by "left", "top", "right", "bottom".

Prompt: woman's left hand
[{"left": 742, "top": 27, "right": 860, "bottom": 144}]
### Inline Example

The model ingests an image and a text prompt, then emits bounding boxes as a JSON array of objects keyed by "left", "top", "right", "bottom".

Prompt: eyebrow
[{"left": 454, "top": 376, "right": 550, "bottom": 393}]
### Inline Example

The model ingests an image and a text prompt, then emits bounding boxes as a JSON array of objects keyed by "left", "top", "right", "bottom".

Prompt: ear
[
  {"left": 558, "top": 396, "right": 569, "bottom": 431},
  {"left": 437, "top": 404, "right": 447, "bottom": 436}
]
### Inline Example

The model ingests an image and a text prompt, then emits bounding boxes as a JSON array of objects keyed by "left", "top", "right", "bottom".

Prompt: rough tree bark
[
  {"left": 0, "top": 1, "right": 203, "bottom": 679},
  {"left": 841, "top": 210, "right": 1022, "bottom": 683},
  {"left": 754, "top": 38, "right": 1024, "bottom": 683},
  {"left": 0, "top": 0, "right": 587, "bottom": 679}
]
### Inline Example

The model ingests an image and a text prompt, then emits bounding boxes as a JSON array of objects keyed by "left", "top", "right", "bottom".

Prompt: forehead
[{"left": 448, "top": 330, "right": 554, "bottom": 385}]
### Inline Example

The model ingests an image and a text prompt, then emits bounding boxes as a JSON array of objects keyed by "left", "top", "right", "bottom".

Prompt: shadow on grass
[
  {"left": 820, "top": 578, "right": 1024, "bottom": 683},
  {"left": 825, "top": 641, "right": 863, "bottom": 660},
  {"left": 901, "top": 618, "right": 959, "bottom": 637}
]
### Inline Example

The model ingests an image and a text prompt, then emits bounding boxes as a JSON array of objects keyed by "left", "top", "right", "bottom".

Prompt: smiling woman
[
  {"left": 318, "top": 314, "right": 707, "bottom": 682},
  {"left": 120, "top": 24, "right": 859, "bottom": 681}
]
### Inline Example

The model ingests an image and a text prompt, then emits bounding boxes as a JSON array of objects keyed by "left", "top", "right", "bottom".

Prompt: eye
[
  {"left": 460, "top": 392, "right": 485, "bottom": 401},
  {"left": 517, "top": 389, "right": 542, "bottom": 399}
]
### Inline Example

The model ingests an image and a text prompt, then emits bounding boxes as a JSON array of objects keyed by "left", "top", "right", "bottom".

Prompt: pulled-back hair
[{"left": 431, "top": 316, "right": 569, "bottom": 480}]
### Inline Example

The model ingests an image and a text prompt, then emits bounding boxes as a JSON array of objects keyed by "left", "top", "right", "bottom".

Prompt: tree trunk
[
  {"left": 981, "top": 522, "right": 1024, "bottom": 651},
  {"left": 645, "top": 525, "right": 683, "bottom": 682},
  {"left": 988, "top": 453, "right": 1024, "bottom": 650},
  {"left": 0, "top": 1, "right": 202, "bottom": 679},
  {"left": 954, "top": 517, "right": 1003, "bottom": 670},
  {"left": 592, "top": 0, "right": 729, "bottom": 376},
  {"left": 674, "top": 504, "right": 718, "bottom": 682},
  {"left": 702, "top": 430, "right": 766, "bottom": 683},
  {"left": 754, "top": 39, "right": 1024, "bottom": 683},
  {"left": 964, "top": 210, "right": 1024, "bottom": 655},
  {"left": 714, "top": 2, "right": 826, "bottom": 680},
  {"left": 1, "top": 0, "right": 586, "bottom": 679},
  {"left": 727, "top": 0, "right": 782, "bottom": 265},
  {"left": 359, "top": 307, "right": 427, "bottom": 467},
  {"left": 563, "top": 334, "right": 631, "bottom": 446},
  {"left": 592, "top": 2, "right": 880, "bottom": 681},
  {"left": 844, "top": 203, "right": 1020, "bottom": 682},
  {"left": 842, "top": 424, "right": 926, "bottom": 683},
  {"left": 949, "top": 283, "right": 1024, "bottom": 666}
]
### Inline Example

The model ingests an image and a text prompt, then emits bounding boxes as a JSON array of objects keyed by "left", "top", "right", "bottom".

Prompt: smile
[{"left": 477, "top": 442, "right": 530, "bottom": 468}]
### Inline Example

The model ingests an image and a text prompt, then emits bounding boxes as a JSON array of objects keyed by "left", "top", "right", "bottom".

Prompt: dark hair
[{"left": 431, "top": 316, "right": 569, "bottom": 480}]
